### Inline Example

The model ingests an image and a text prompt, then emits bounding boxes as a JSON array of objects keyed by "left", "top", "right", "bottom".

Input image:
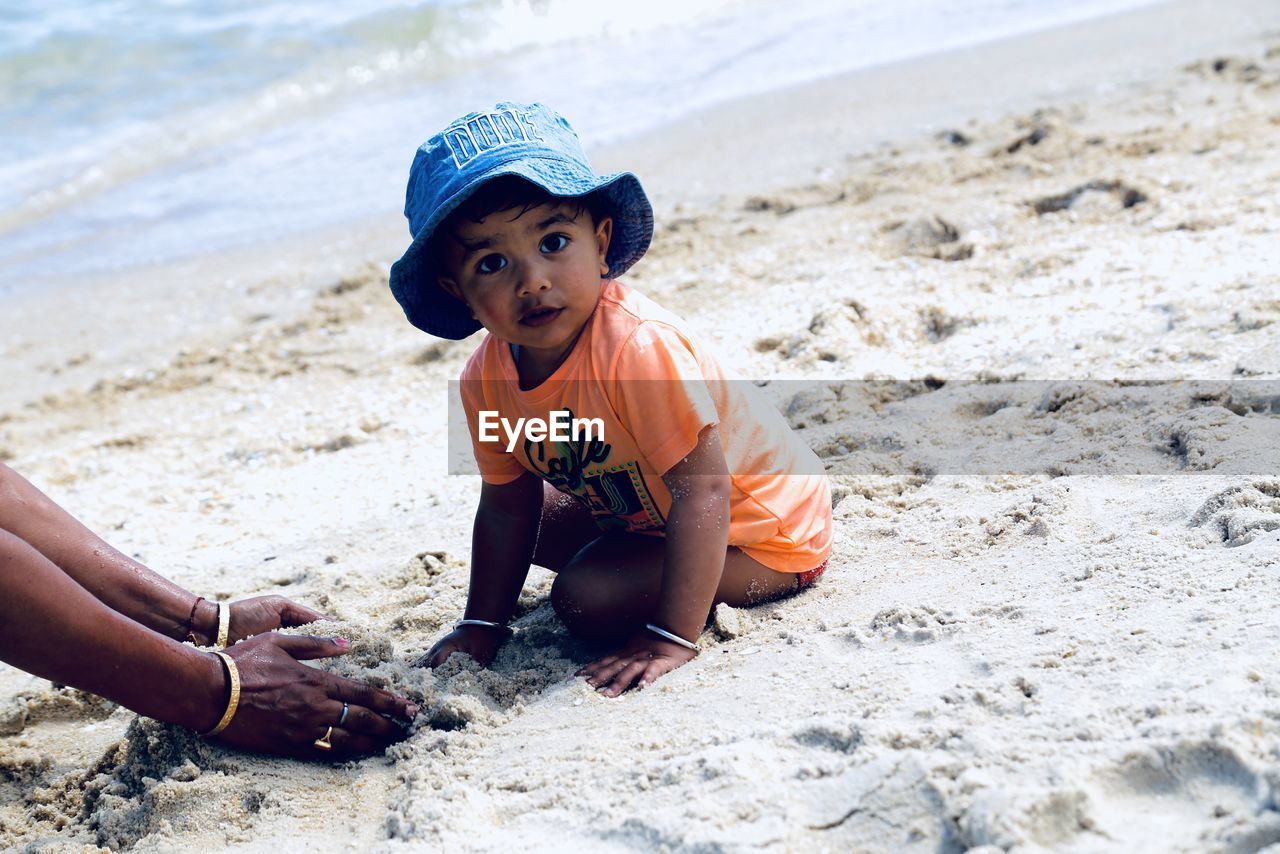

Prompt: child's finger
[
  {"left": 575, "top": 655, "right": 618, "bottom": 678},
  {"left": 637, "top": 660, "right": 671, "bottom": 690},
  {"left": 601, "top": 659, "right": 650, "bottom": 697},
  {"left": 582, "top": 656, "right": 629, "bottom": 687},
  {"left": 421, "top": 643, "right": 454, "bottom": 668}
]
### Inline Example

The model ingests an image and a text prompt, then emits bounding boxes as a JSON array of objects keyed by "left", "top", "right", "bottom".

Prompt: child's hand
[
  {"left": 417, "top": 625, "right": 506, "bottom": 669},
  {"left": 576, "top": 632, "right": 697, "bottom": 698}
]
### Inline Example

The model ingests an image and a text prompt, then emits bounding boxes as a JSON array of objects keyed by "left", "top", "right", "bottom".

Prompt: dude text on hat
[{"left": 443, "top": 108, "right": 544, "bottom": 169}]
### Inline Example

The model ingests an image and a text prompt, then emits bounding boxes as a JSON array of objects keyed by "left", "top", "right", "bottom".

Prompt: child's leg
[
  {"left": 529, "top": 483, "right": 601, "bottom": 572},
  {"left": 547, "top": 532, "right": 798, "bottom": 644},
  {"left": 529, "top": 483, "right": 800, "bottom": 642}
]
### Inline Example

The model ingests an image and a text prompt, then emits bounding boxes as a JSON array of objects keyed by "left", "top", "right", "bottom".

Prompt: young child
[{"left": 390, "top": 102, "right": 832, "bottom": 697}]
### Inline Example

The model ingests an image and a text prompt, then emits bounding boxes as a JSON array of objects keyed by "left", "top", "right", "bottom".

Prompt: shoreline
[
  {"left": 599, "top": 0, "right": 1280, "bottom": 202},
  {"left": 4, "top": 0, "right": 1274, "bottom": 314},
  {"left": 4, "top": 0, "right": 1267, "bottom": 415},
  {"left": 0, "top": 0, "right": 1166, "bottom": 300},
  {"left": 6, "top": 0, "right": 1263, "bottom": 411}
]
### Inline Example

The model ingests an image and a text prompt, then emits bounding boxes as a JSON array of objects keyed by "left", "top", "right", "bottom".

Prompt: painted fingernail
[
  {"left": 334, "top": 637, "right": 350, "bottom": 647},
  {"left": 406, "top": 704, "right": 419, "bottom": 718}
]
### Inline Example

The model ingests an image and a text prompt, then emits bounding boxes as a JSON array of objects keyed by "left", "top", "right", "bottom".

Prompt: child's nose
[{"left": 514, "top": 261, "right": 552, "bottom": 296}]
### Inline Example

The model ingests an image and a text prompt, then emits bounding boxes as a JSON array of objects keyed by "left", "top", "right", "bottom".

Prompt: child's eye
[
  {"left": 476, "top": 254, "right": 507, "bottom": 275},
  {"left": 540, "top": 234, "right": 569, "bottom": 254}
]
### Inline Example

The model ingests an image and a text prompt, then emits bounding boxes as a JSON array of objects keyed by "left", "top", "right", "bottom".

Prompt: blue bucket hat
[{"left": 389, "top": 102, "right": 654, "bottom": 339}]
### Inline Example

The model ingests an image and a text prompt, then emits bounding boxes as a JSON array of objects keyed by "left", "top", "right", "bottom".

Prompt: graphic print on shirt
[{"left": 520, "top": 408, "right": 665, "bottom": 532}]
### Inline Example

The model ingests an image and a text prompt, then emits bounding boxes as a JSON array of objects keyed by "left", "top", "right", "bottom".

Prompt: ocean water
[{"left": 0, "top": 0, "right": 1158, "bottom": 294}]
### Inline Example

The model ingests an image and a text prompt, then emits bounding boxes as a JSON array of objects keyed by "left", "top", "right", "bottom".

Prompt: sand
[{"left": 3, "top": 1, "right": 1280, "bottom": 850}]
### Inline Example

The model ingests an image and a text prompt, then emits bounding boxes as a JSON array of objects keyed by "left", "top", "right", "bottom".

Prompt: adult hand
[
  {"left": 576, "top": 632, "right": 697, "bottom": 698},
  {"left": 417, "top": 626, "right": 506, "bottom": 669},
  {"left": 211, "top": 633, "right": 418, "bottom": 760},
  {"left": 226, "top": 594, "right": 330, "bottom": 644}
]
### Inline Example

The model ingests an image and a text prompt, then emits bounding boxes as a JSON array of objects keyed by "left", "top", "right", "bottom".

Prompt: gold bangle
[
  {"left": 203, "top": 651, "right": 240, "bottom": 736},
  {"left": 216, "top": 602, "right": 230, "bottom": 648}
]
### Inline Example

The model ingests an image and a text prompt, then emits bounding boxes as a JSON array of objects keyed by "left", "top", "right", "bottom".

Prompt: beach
[{"left": 2, "top": 0, "right": 1280, "bottom": 849}]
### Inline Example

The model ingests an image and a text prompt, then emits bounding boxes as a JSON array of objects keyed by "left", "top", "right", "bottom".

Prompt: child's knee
[
  {"left": 549, "top": 568, "right": 595, "bottom": 623},
  {"left": 549, "top": 568, "right": 624, "bottom": 642},
  {"left": 533, "top": 490, "right": 599, "bottom": 571}
]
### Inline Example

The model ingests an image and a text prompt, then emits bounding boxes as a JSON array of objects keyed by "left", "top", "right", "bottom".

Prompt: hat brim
[{"left": 389, "top": 156, "right": 653, "bottom": 340}]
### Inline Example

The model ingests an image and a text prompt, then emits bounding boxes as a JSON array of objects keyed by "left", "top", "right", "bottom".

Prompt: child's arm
[
  {"left": 578, "top": 426, "right": 731, "bottom": 697},
  {"left": 418, "top": 470, "right": 543, "bottom": 667}
]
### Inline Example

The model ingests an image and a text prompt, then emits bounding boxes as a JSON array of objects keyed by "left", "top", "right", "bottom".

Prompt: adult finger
[
  {"left": 271, "top": 634, "right": 350, "bottom": 661},
  {"left": 331, "top": 730, "right": 386, "bottom": 759},
  {"left": 340, "top": 703, "right": 406, "bottom": 742},
  {"left": 278, "top": 600, "right": 332, "bottom": 626},
  {"left": 601, "top": 659, "right": 650, "bottom": 697},
  {"left": 308, "top": 726, "right": 384, "bottom": 761},
  {"left": 326, "top": 673, "right": 417, "bottom": 720}
]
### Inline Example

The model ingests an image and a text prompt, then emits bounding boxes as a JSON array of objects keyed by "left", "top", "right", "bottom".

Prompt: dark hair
[{"left": 432, "top": 176, "right": 608, "bottom": 275}]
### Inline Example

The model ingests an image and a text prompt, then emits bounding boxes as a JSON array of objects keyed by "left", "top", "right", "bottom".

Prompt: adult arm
[
  {"left": 0, "top": 528, "right": 224, "bottom": 730},
  {"left": 0, "top": 463, "right": 326, "bottom": 645},
  {"left": 419, "top": 470, "right": 543, "bottom": 667},
  {"left": 0, "top": 528, "right": 417, "bottom": 758}
]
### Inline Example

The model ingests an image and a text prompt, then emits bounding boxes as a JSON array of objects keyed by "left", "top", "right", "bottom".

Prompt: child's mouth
[{"left": 520, "top": 306, "right": 563, "bottom": 327}]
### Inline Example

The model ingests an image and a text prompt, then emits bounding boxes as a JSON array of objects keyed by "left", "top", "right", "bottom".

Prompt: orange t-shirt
[{"left": 458, "top": 279, "right": 833, "bottom": 573}]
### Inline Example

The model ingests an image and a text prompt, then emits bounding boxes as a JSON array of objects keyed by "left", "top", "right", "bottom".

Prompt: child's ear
[
  {"left": 437, "top": 277, "right": 476, "bottom": 317},
  {"left": 594, "top": 215, "right": 613, "bottom": 277},
  {"left": 438, "top": 276, "right": 464, "bottom": 302}
]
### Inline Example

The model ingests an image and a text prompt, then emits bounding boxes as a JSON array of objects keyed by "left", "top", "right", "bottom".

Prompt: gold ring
[{"left": 313, "top": 726, "right": 334, "bottom": 751}]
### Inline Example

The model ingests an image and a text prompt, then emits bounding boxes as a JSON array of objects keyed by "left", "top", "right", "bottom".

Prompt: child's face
[{"left": 438, "top": 201, "right": 612, "bottom": 363}]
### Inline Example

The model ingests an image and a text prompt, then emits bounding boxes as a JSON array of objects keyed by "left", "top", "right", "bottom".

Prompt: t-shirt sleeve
[
  {"left": 458, "top": 374, "right": 527, "bottom": 485},
  {"left": 609, "top": 322, "right": 720, "bottom": 476}
]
